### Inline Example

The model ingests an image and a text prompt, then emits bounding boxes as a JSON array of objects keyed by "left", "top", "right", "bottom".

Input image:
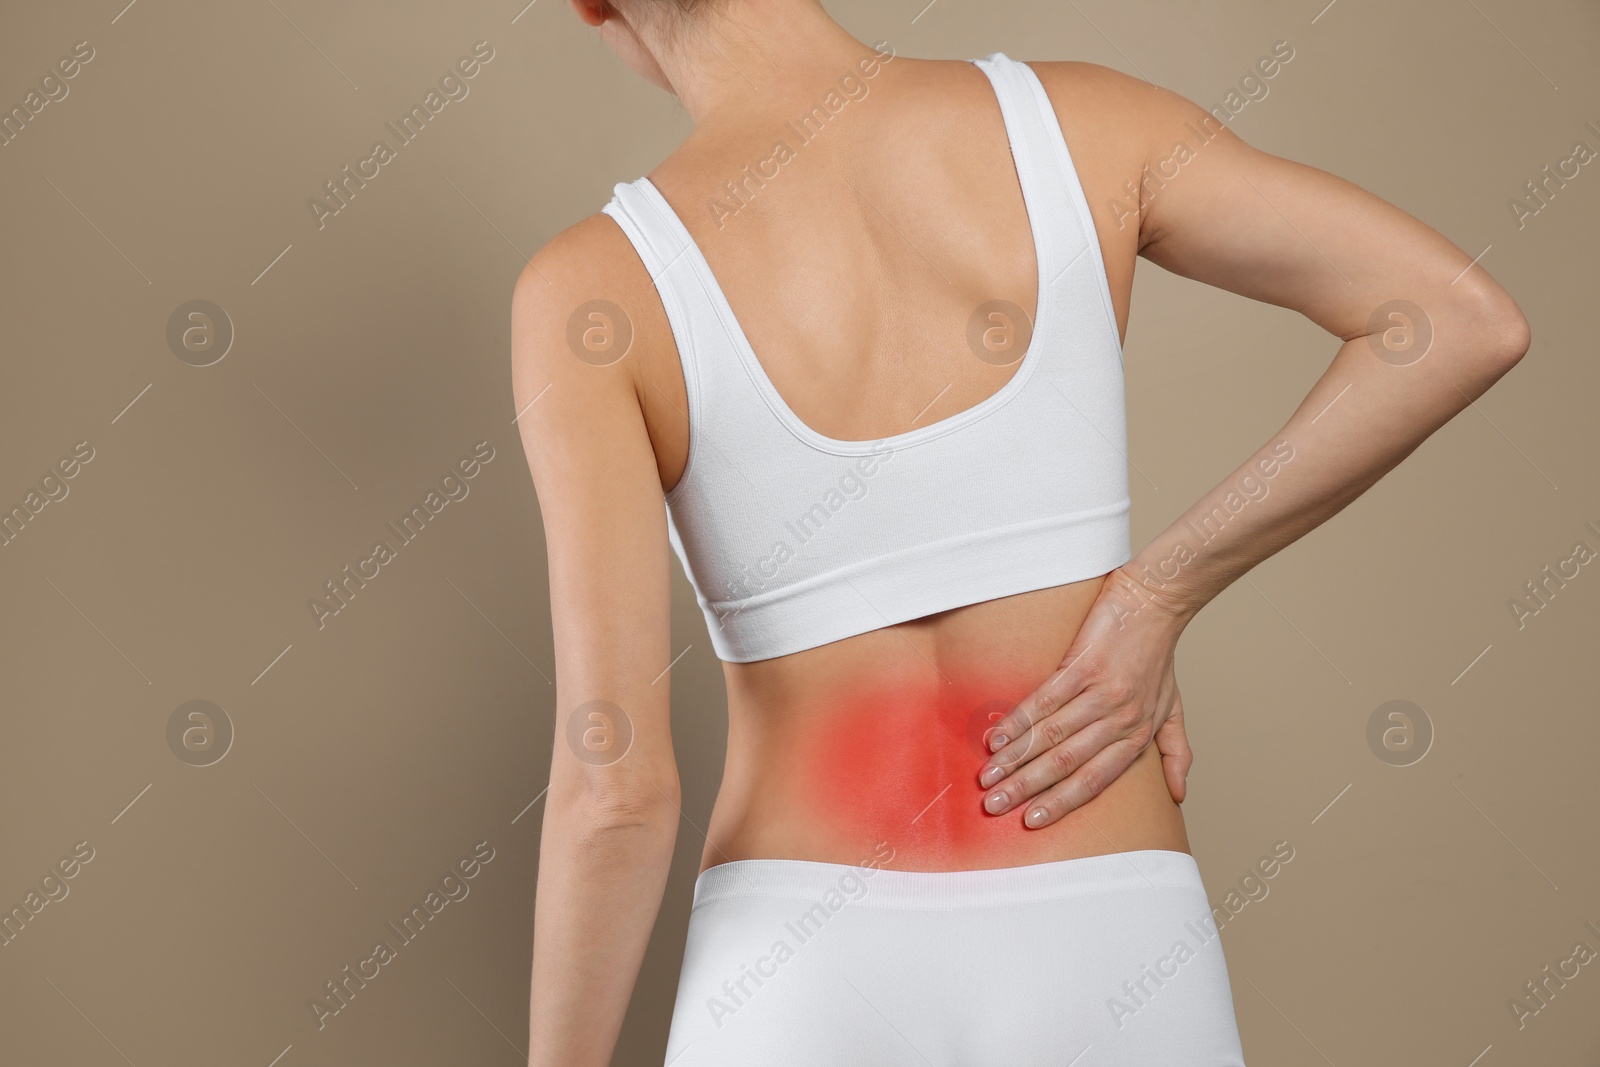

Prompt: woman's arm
[
  {"left": 1127, "top": 85, "right": 1531, "bottom": 619},
  {"left": 978, "top": 72, "right": 1531, "bottom": 823},
  {"left": 511, "top": 220, "right": 681, "bottom": 1066}
]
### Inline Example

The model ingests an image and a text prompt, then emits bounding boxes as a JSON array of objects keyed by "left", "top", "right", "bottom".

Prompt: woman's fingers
[
  {"left": 983, "top": 658, "right": 1091, "bottom": 753},
  {"left": 982, "top": 673, "right": 1101, "bottom": 779},
  {"left": 1017, "top": 738, "right": 1148, "bottom": 828},
  {"left": 979, "top": 716, "right": 1120, "bottom": 814}
]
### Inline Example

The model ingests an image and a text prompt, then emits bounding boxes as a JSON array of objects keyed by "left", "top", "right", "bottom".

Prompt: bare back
[{"left": 593, "top": 55, "right": 1186, "bottom": 873}]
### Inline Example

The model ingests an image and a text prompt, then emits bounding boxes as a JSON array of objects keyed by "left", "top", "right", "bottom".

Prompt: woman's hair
[
  {"left": 616, "top": 0, "right": 726, "bottom": 41},
  {"left": 626, "top": 0, "right": 720, "bottom": 13},
  {"left": 641, "top": 0, "right": 740, "bottom": 21}
]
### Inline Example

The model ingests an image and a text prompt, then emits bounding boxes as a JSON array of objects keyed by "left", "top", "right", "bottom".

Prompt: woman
[{"left": 511, "top": 1, "right": 1530, "bottom": 1063}]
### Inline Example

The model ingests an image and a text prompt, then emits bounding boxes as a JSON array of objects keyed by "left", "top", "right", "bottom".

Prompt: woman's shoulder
[
  {"left": 512, "top": 210, "right": 649, "bottom": 317},
  {"left": 1024, "top": 58, "right": 1180, "bottom": 160},
  {"left": 510, "top": 208, "right": 672, "bottom": 388}
]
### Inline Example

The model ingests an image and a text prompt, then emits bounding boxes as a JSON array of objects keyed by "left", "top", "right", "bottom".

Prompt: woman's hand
[{"left": 976, "top": 566, "right": 1196, "bottom": 827}]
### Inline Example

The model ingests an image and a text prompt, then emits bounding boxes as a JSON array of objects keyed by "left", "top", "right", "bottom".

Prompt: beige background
[{"left": 1, "top": 0, "right": 1596, "bottom": 1064}]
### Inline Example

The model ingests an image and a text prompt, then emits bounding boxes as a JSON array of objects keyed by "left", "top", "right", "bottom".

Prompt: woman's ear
[{"left": 568, "top": 0, "right": 609, "bottom": 28}]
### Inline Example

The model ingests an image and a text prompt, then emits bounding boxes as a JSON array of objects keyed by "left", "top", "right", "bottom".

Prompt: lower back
[{"left": 702, "top": 576, "right": 1190, "bottom": 873}]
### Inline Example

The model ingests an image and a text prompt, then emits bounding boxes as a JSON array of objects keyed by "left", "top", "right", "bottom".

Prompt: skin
[{"left": 513, "top": 1, "right": 1531, "bottom": 1063}]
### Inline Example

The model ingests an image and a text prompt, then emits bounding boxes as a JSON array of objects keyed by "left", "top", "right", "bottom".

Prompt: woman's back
[
  {"left": 518, "top": 7, "right": 1530, "bottom": 1063},
  {"left": 566, "top": 48, "right": 1186, "bottom": 872}
]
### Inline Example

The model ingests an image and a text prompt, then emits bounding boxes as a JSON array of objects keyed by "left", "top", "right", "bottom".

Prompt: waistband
[{"left": 692, "top": 849, "right": 1203, "bottom": 911}]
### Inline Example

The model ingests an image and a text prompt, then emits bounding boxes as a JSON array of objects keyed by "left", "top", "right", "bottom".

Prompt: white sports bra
[{"left": 600, "top": 51, "right": 1130, "bottom": 663}]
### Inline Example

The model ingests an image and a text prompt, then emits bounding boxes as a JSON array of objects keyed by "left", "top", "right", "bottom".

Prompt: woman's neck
[{"left": 637, "top": 2, "right": 886, "bottom": 125}]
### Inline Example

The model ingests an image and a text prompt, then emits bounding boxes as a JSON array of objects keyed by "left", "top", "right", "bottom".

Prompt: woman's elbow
[
  {"left": 1454, "top": 273, "right": 1533, "bottom": 367},
  {"left": 1492, "top": 303, "right": 1532, "bottom": 365}
]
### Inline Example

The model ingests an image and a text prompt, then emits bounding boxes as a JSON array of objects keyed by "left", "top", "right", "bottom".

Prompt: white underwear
[{"left": 663, "top": 849, "right": 1247, "bottom": 1066}]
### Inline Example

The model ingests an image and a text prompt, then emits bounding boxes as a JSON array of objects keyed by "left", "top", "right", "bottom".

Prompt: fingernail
[
  {"left": 1025, "top": 807, "right": 1048, "bottom": 827},
  {"left": 979, "top": 765, "right": 1004, "bottom": 788},
  {"left": 985, "top": 791, "right": 1009, "bottom": 814},
  {"left": 989, "top": 733, "right": 1008, "bottom": 751}
]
